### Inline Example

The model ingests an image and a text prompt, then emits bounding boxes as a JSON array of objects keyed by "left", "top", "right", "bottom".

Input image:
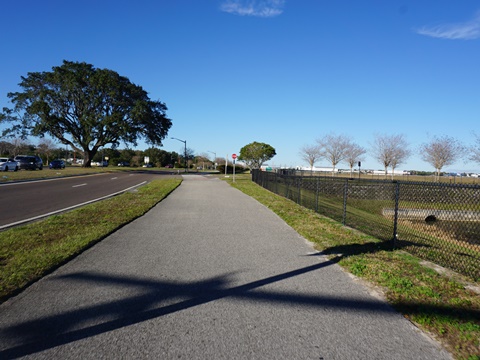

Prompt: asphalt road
[
  {"left": 0, "top": 175, "right": 452, "bottom": 359},
  {"left": 0, "top": 172, "right": 165, "bottom": 229}
]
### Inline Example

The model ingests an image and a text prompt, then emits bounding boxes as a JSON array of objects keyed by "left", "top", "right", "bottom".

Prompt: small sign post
[{"left": 232, "top": 154, "right": 237, "bottom": 182}]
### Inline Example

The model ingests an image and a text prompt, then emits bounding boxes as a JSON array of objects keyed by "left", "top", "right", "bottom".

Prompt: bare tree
[
  {"left": 0, "top": 140, "right": 14, "bottom": 156},
  {"left": 195, "top": 152, "right": 212, "bottom": 170},
  {"left": 419, "top": 135, "right": 465, "bottom": 181},
  {"left": 371, "top": 134, "right": 410, "bottom": 179},
  {"left": 317, "top": 134, "right": 350, "bottom": 176},
  {"left": 37, "top": 138, "right": 58, "bottom": 165},
  {"left": 469, "top": 133, "right": 480, "bottom": 165},
  {"left": 214, "top": 157, "right": 224, "bottom": 169},
  {"left": 344, "top": 142, "right": 366, "bottom": 178},
  {"left": 11, "top": 138, "right": 29, "bottom": 157},
  {"left": 390, "top": 140, "right": 411, "bottom": 179},
  {"left": 299, "top": 144, "right": 322, "bottom": 171}
]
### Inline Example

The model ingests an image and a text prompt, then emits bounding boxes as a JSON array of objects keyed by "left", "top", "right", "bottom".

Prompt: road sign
[{"left": 232, "top": 154, "right": 237, "bottom": 159}]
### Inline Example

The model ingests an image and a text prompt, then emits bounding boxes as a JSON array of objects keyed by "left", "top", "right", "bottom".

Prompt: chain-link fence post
[
  {"left": 286, "top": 174, "right": 290, "bottom": 199},
  {"left": 274, "top": 171, "right": 278, "bottom": 195},
  {"left": 392, "top": 181, "right": 400, "bottom": 248},
  {"left": 342, "top": 179, "right": 349, "bottom": 225},
  {"left": 297, "top": 174, "right": 302, "bottom": 205},
  {"left": 315, "top": 176, "right": 319, "bottom": 213}
]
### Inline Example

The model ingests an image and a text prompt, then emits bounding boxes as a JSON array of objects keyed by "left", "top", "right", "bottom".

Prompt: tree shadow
[
  {"left": 319, "top": 240, "right": 395, "bottom": 259},
  {"left": 318, "top": 240, "right": 479, "bottom": 328},
  {"left": 0, "top": 260, "right": 384, "bottom": 358},
  {"left": 0, "top": 256, "right": 478, "bottom": 359}
]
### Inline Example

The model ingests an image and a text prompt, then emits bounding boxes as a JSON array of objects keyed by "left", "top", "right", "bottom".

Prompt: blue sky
[{"left": 1, "top": 0, "right": 479, "bottom": 172}]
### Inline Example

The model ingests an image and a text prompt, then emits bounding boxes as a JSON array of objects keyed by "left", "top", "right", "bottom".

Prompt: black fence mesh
[{"left": 252, "top": 170, "right": 480, "bottom": 281}]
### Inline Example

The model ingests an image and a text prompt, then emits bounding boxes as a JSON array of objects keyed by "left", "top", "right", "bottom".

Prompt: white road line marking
[{"left": 72, "top": 183, "right": 87, "bottom": 188}]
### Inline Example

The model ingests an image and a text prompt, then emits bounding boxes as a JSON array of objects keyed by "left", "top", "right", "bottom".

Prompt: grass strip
[
  {"left": 0, "top": 178, "right": 181, "bottom": 302},
  {"left": 226, "top": 174, "right": 480, "bottom": 360}
]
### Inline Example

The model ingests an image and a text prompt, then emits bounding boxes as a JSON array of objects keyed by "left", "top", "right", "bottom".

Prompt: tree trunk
[{"left": 82, "top": 149, "right": 96, "bottom": 167}]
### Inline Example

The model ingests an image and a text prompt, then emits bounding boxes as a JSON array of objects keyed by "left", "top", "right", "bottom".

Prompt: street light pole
[
  {"left": 208, "top": 150, "right": 216, "bottom": 170},
  {"left": 171, "top": 137, "right": 187, "bottom": 173}
]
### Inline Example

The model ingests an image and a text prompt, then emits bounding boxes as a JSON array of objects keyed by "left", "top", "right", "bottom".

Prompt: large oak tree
[{"left": 1, "top": 60, "right": 172, "bottom": 167}]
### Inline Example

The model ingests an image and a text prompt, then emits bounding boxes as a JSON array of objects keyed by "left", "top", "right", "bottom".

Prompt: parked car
[
  {"left": 142, "top": 163, "right": 153, "bottom": 168},
  {"left": 117, "top": 161, "right": 130, "bottom": 167},
  {"left": 0, "top": 158, "right": 19, "bottom": 171},
  {"left": 49, "top": 159, "right": 65, "bottom": 169},
  {"left": 14, "top": 155, "right": 43, "bottom": 170},
  {"left": 92, "top": 161, "right": 108, "bottom": 166}
]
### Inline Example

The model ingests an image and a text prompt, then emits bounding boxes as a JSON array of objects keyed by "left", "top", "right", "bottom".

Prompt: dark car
[
  {"left": 117, "top": 161, "right": 130, "bottom": 167},
  {"left": 14, "top": 155, "right": 43, "bottom": 170},
  {"left": 49, "top": 159, "right": 65, "bottom": 169}
]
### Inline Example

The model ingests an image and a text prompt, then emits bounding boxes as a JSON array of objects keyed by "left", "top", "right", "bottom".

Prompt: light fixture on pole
[{"left": 171, "top": 137, "right": 187, "bottom": 172}]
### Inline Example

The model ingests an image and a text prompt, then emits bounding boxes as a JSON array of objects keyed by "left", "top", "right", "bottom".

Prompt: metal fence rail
[{"left": 252, "top": 170, "right": 480, "bottom": 281}]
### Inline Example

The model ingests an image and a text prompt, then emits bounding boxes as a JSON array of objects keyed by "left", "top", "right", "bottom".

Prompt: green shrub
[{"left": 217, "top": 165, "right": 248, "bottom": 174}]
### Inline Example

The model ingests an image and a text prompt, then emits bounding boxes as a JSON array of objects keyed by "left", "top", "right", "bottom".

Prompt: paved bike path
[{"left": 0, "top": 175, "right": 451, "bottom": 359}]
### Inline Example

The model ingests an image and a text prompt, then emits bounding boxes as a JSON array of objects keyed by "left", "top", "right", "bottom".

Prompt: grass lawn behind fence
[{"left": 226, "top": 174, "right": 480, "bottom": 360}]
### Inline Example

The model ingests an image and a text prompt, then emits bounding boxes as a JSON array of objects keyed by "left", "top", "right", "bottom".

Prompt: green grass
[
  {"left": 0, "top": 165, "right": 116, "bottom": 182},
  {"left": 0, "top": 178, "right": 182, "bottom": 302},
  {"left": 0, "top": 165, "right": 192, "bottom": 183},
  {"left": 1, "top": 170, "right": 478, "bottom": 358},
  {"left": 225, "top": 174, "right": 480, "bottom": 360}
]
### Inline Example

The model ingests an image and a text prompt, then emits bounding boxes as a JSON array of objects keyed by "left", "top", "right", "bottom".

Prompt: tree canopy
[
  {"left": 371, "top": 133, "right": 410, "bottom": 178},
  {"left": 299, "top": 144, "right": 322, "bottom": 170},
  {"left": 316, "top": 133, "right": 350, "bottom": 175},
  {"left": 420, "top": 135, "right": 465, "bottom": 180},
  {"left": 470, "top": 133, "right": 480, "bottom": 165},
  {"left": 1, "top": 60, "right": 172, "bottom": 167},
  {"left": 238, "top": 141, "right": 276, "bottom": 170}
]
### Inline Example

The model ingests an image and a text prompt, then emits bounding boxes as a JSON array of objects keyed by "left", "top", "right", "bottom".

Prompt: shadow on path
[
  {"left": 1, "top": 256, "right": 477, "bottom": 359},
  {"left": 0, "top": 260, "right": 377, "bottom": 358},
  {"left": 319, "top": 241, "right": 480, "bottom": 327}
]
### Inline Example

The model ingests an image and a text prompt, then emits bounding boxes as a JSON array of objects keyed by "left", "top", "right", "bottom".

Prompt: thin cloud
[
  {"left": 220, "top": 0, "right": 285, "bottom": 18},
  {"left": 416, "top": 12, "right": 480, "bottom": 40}
]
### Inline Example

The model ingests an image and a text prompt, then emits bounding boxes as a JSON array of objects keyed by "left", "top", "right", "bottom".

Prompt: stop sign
[{"left": 232, "top": 154, "right": 237, "bottom": 159}]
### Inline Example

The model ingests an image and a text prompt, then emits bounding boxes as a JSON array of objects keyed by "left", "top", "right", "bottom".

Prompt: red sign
[{"left": 232, "top": 154, "right": 237, "bottom": 159}]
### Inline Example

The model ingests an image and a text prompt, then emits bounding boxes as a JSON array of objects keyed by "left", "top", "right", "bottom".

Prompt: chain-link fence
[{"left": 252, "top": 170, "right": 480, "bottom": 281}]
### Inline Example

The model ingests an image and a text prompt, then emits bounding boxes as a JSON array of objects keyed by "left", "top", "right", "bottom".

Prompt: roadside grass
[
  {"left": 225, "top": 174, "right": 480, "bottom": 360},
  {"left": 0, "top": 165, "right": 187, "bottom": 183},
  {"left": 0, "top": 166, "right": 115, "bottom": 182},
  {"left": 0, "top": 178, "right": 181, "bottom": 303}
]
